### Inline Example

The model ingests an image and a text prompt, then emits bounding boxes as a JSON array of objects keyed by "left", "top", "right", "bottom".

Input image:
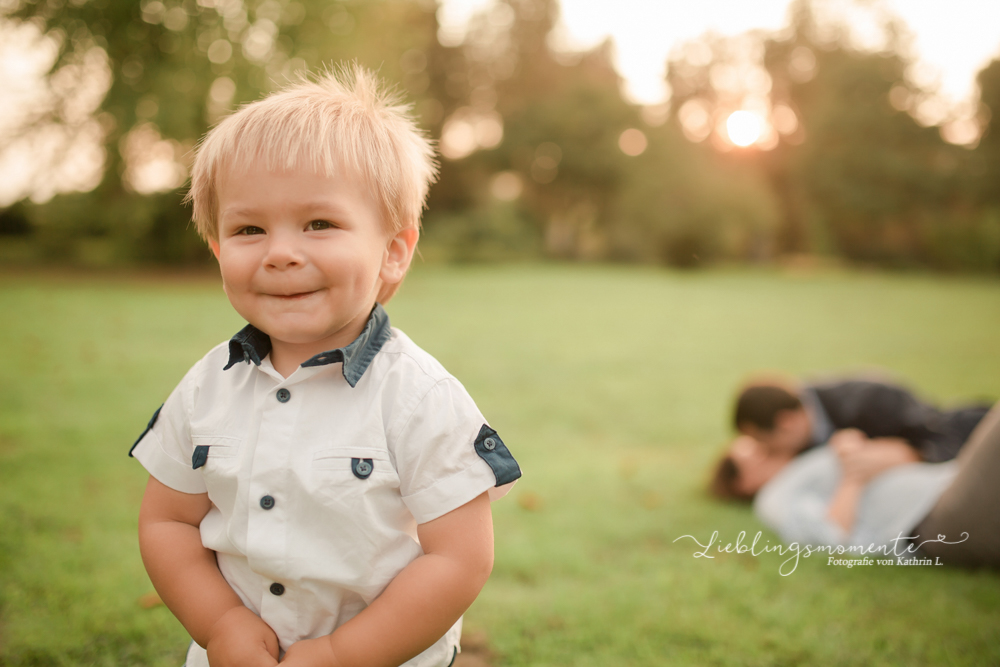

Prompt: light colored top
[
  {"left": 132, "top": 317, "right": 518, "bottom": 667},
  {"left": 754, "top": 445, "right": 957, "bottom": 555}
]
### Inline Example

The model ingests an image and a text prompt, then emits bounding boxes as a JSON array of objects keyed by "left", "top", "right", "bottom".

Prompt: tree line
[{"left": 1, "top": 0, "right": 999, "bottom": 271}]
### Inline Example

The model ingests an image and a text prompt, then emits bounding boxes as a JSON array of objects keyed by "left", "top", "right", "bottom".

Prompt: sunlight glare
[{"left": 726, "top": 110, "right": 763, "bottom": 147}]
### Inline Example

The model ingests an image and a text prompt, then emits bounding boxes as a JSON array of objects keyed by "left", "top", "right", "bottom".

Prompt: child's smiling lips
[{"left": 266, "top": 289, "right": 320, "bottom": 300}]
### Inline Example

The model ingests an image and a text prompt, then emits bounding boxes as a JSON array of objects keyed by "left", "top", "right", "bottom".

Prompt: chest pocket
[
  {"left": 191, "top": 436, "right": 243, "bottom": 505},
  {"left": 312, "top": 448, "right": 394, "bottom": 475},
  {"left": 309, "top": 448, "right": 400, "bottom": 506}
]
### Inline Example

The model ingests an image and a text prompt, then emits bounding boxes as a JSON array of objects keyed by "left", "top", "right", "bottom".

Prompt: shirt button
[
  {"left": 260, "top": 495, "right": 275, "bottom": 510},
  {"left": 269, "top": 582, "right": 285, "bottom": 596},
  {"left": 276, "top": 388, "right": 291, "bottom": 403},
  {"left": 484, "top": 437, "right": 497, "bottom": 451}
]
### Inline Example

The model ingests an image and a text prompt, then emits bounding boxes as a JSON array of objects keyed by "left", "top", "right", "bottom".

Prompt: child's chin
[
  {"left": 272, "top": 330, "right": 327, "bottom": 345},
  {"left": 272, "top": 325, "right": 346, "bottom": 347}
]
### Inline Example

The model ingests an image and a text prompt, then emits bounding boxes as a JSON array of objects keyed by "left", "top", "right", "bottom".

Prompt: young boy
[{"left": 130, "top": 66, "right": 521, "bottom": 667}]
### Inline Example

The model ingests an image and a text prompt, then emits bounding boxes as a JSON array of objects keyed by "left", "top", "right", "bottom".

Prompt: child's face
[{"left": 211, "top": 161, "right": 410, "bottom": 354}]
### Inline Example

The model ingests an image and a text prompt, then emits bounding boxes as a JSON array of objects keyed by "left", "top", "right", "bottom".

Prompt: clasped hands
[
  {"left": 829, "top": 429, "right": 921, "bottom": 484},
  {"left": 206, "top": 606, "right": 345, "bottom": 667}
]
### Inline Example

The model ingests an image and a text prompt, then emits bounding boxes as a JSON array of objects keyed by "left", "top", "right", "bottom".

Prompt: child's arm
[
  {"left": 281, "top": 491, "right": 494, "bottom": 667},
  {"left": 138, "top": 476, "right": 280, "bottom": 667}
]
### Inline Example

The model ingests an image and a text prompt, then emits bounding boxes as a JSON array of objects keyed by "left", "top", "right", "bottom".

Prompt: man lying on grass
[
  {"left": 710, "top": 376, "right": 989, "bottom": 500},
  {"left": 752, "top": 401, "right": 1000, "bottom": 567},
  {"left": 710, "top": 376, "right": 998, "bottom": 567}
]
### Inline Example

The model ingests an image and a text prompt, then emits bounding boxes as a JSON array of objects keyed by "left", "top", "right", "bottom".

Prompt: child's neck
[{"left": 268, "top": 319, "right": 370, "bottom": 379}]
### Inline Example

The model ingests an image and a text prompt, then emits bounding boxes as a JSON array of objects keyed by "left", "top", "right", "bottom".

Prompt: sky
[{"left": 439, "top": 0, "right": 1000, "bottom": 108}]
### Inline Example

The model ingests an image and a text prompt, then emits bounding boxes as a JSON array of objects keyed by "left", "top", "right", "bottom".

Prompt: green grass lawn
[{"left": 1, "top": 264, "right": 999, "bottom": 666}]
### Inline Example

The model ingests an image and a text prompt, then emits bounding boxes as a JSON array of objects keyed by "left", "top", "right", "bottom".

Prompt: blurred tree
[
  {"left": 967, "top": 57, "right": 1000, "bottom": 271},
  {"left": 426, "top": 0, "right": 657, "bottom": 261},
  {"left": 976, "top": 58, "right": 1000, "bottom": 205},
  {"left": 1, "top": 0, "right": 454, "bottom": 264},
  {"left": 762, "top": 0, "right": 973, "bottom": 266},
  {"left": 612, "top": 124, "right": 781, "bottom": 266},
  {"left": 2, "top": 0, "right": 997, "bottom": 271},
  {"left": 663, "top": 0, "right": 998, "bottom": 270},
  {"left": 496, "top": 41, "right": 642, "bottom": 259}
]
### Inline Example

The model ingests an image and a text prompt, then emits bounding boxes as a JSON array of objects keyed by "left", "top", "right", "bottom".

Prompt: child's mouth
[{"left": 271, "top": 291, "right": 316, "bottom": 300}]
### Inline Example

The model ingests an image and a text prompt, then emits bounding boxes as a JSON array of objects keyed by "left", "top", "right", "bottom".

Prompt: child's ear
[
  {"left": 208, "top": 238, "right": 221, "bottom": 260},
  {"left": 380, "top": 226, "right": 419, "bottom": 285}
]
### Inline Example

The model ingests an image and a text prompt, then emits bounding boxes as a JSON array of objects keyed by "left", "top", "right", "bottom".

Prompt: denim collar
[{"left": 223, "top": 304, "right": 392, "bottom": 388}]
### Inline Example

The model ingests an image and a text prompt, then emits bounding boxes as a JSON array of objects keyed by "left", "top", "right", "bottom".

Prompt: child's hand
[
  {"left": 279, "top": 636, "right": 344, "bottom": 667},
  {"left": 206, "top": 606, "right": 280, "bottom": 667}
]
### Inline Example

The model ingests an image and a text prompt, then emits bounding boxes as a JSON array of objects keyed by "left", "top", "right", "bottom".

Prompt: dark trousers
[{"left": 914, "top": 402, "right": 1000, "bottom": 567}]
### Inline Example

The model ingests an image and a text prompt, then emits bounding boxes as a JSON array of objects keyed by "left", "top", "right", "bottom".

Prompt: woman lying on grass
[
  {"left": 710, "top": 377, "right": 990, "bottom": 502},
  {"left": 723, "top": 403, "right": 1000, "bottom": 568}
]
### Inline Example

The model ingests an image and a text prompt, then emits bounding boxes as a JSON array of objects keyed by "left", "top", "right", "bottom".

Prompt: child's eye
[
  {"left": 308, "top": 220, "right": 333, "bottom": 231},
  {"left": 237, "top": 226, "right": 265, "bottom": 236}
]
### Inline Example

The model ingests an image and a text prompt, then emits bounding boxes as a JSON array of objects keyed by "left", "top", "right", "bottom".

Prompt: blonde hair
[{"left": 186, "top": 64, "right": 438, "bottom": 301}]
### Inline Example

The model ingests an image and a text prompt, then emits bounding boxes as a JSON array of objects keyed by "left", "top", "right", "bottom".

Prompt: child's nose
[{"left": 263, "top": 230, "right": 305, "bottom": 269}]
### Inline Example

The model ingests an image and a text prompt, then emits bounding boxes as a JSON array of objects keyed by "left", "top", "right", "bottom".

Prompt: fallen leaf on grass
[
  {"left": 456, "top": 629, "right": 493, "bottom": 667},
  {"left": 517, "top": 492, "right": 543, "bottom": 512},
  {"left": 62, "top": 527, "right": 83, "bottom": 543},
  {"left": 461, "top": 629, "right": 489, "bottom": 651},
  {"left": 138, "top": 591, "right": 164, "bottom": 609},
  {"left": 619, "top": 456, "right": 638, "bottom": 480},
  {"left": 455, "top": 652, "right": 492, "bottom": 667},
  {"left": 545, "top": 614, "right": 566, "bottom": 630},
  {"left": 640, "top": 491, "right": 662, "bottom": 509}
]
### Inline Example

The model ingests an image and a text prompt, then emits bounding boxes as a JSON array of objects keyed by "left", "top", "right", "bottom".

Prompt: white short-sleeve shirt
[{"left": 131, "top": 305, "right": 520, "bottom": 667}]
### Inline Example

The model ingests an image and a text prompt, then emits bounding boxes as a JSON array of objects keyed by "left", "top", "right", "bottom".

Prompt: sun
[{"left": 726, "top": 110, "right": 764, "bottom": 147}]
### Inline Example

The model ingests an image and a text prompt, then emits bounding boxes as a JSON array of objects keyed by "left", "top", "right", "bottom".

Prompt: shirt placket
[{"left": 247, "top": 373, "right": 301, "bottom": 645}]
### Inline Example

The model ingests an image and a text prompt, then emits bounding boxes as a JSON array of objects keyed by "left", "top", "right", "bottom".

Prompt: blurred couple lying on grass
[{"left": 711, "top": 377, "right": 999, "bottom": 568}]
